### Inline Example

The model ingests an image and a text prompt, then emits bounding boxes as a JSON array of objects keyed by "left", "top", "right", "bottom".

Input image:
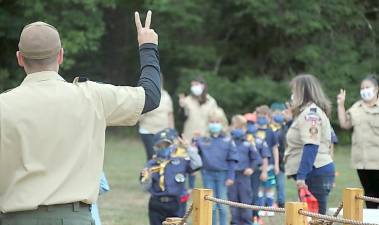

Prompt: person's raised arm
[
  {"left": 337, "top": 89, "right": 352, "bottom": 130},
  {"left": 135, "top": 11, "right": 161, "bottom": 114}
]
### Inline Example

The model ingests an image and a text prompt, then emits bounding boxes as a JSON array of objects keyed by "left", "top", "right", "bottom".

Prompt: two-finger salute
[{"left": 135, "top": 10, "right": 158, "bottom": 46}]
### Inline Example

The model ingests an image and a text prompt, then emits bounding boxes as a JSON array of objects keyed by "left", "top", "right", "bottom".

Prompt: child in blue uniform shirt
[
  {"left": 229, "top": 115, "right": 262, "bottom": 225},
  {"left": 255, "top": 105, "right": 279, "bottom": 217},
  {"left": 195, "top": 107, "right": 238, "bottom": 225},
  {"left": 270, "top": 102, "right": 288, "bottom": 208},
  {"left": 140, "top": 129, "right": 202, "bottom": 225},
  {"left": 246, "top": 120, "right": 270, "bottom": 221}
]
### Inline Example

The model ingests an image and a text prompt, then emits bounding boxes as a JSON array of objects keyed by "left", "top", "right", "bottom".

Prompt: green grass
[{"left": 98, "top": 135, "right": 361, "bottom": 225}]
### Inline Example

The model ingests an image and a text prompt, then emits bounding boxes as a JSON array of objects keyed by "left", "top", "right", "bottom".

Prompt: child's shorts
[{"left": 262, "top": 169, "right": 276, "bottom": 189}]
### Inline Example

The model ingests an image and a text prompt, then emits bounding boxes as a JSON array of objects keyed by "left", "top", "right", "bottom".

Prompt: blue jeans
[
  {"left": 202, "top": 170, "right": 229, "bottom": 225},
  {"left": 306, "top": 175, "right": 335, "bottom": 214},
  {"left": 275, "top": 171, "right": 286, "bottom": 207},
  {"left": 250, "top": 170, "right": 261, "bottom": 217}
]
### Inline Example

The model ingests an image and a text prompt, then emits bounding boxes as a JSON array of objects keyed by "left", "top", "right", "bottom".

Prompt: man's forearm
[{"left": 138, "top": 43, "right": 161, "bottom": 113}]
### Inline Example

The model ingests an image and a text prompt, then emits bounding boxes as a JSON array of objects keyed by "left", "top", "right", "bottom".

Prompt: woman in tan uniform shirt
[
  {"left": 285, "top": 74, "right": 335, "bottom": 214},
  {"left": 337, "top": 75, "right": 379, "bottom": 209}
]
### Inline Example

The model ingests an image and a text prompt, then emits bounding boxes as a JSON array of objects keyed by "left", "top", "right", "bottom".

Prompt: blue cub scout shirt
[
  {"left": 196, "top": 135, "right": 239, "bottom": 171},
  {"left": 234, "top": 139, "right": 262, "bottom": 171},
  {"left": 146, "top": 157, "right": 193, "bottom": 197},
  {"left": 256, "top": 128, "right": 277, "bottom": 164},
  {"left": 253, "top": 134, "right": 271, "bottom": 159}
]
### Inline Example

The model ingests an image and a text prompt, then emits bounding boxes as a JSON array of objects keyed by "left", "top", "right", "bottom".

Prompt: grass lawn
[{"left": 99, "top": 135, "right": 361, "bottom": 225}]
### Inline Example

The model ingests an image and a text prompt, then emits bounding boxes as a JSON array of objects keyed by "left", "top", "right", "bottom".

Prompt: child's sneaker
[
  {"left": 266, "top": 211, "right": 275, "bottom": 217},
  {"left": 258, "top": 211, "right": 267, "bottom": 217}
]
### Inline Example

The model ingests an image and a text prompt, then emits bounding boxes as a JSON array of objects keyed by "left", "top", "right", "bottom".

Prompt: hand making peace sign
[{"left": 135, "top": 10, "right": 158, "bottom": 46}]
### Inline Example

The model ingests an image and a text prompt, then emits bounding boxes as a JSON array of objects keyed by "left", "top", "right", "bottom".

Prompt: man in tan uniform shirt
[{"left": 0, "top": 11, "right": 160, "bottom": 224}]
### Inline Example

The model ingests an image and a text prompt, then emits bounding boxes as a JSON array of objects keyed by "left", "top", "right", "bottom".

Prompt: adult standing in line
[
  {"left": 0, "top": 11, "right": 160, "bottom": 224},
  {"left": 285, "top": 74, "right": 335, "bottom": 215},
  {"left": 179, "top": 76, "right": 219, "bottom": 190},
  {"left": 337, "top": 75, "right": 379, "bottom": 209},
  {"left": 139, "top": 73, "right": 174, "bottom": 160}
]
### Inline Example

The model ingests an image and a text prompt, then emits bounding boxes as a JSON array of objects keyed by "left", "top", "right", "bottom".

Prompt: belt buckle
[{"left": 160, "top": 197, "right": 170, "bottom": 202}]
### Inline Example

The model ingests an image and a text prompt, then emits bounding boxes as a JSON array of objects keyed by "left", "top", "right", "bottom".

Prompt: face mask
[
  {"left": 246, "top": 123, "right": 257, "bottom": 135},
  {"left": 191, "top": 84, "right": 204, "bottom": 96},
  {"left": 231, "top": 128, "right": 245, "bottom": 140},
  {"left": 156, "top": 145, "right": 175, "bottom": 159},
  {"left": 208, "top": 122, "right": 223, "bottom": 134},
  {"left": 257, "top": 116, "right": 268, "bottom": 126},
  {"left": 360, "top": 87, "right": 376, "bottom": 102},
  {"left": 273, "top": 114, "right": 285, "bottom": 124}
]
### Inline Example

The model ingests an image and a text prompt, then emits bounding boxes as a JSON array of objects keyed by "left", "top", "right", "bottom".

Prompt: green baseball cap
[{"left": 18, "top": 21, "right": 61, "bottom": 59}]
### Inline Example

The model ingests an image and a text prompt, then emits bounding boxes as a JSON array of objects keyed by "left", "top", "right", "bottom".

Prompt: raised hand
[
  {"left": 337, "top": 89, "right": 346, "bottom": 106},
  {"left": 134, "top": 10, "right": 158, "bottom": 46}
]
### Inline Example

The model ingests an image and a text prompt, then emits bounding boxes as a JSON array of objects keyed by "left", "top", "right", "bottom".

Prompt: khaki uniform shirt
[
  {"left": 139, "top": 89, "right": 173, "bottom": 134},
  {"left": 346, "top": 99, "right": 379, "bottom": 169},
  {"left": 0, "top": 71, "right": 145, "bottom": 212},
  {"left": 182, "top": 95, "right": 217, "bottom": 140},
  {"left": 285, "top": 103, "right": 333, "bottom": 176}
]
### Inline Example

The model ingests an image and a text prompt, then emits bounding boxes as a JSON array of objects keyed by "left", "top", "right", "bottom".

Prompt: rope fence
[
  {"left": 298, "top": 209, "right": 378, "bottom": 225},
  {"left": 356, "top": 195, "right": 379, "bottom": 204},
  {"left": 204, "top": 195, "right": 286, "bottom": 213},
  {"left": 162, "top": 188, "right": 379, "bottom": 225}
]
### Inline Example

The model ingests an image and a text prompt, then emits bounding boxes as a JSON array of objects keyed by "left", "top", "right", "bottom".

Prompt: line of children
[
  {"left": 141, "top": 104, "right": 292, "bottom": 225},
  {"left": 229, "top": 115, "right": 262, "bottom": 225}
]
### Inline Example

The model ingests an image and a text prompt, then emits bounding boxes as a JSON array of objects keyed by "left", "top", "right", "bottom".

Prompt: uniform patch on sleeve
[{"left": 309, "top": 126, "right": 319, "bottom": 139}]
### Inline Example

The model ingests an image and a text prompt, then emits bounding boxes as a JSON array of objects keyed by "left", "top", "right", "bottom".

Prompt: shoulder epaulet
[{"left": 73, "top": 76, "right": 89, "bottom": 85}]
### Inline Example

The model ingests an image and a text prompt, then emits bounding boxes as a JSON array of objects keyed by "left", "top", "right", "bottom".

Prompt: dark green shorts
[{"left": 0, "top": 202, "right": 94, "bottom": 225}]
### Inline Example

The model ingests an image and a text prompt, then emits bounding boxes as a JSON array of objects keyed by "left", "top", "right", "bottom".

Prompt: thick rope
[
  {"left": 162, "top": 204, "right": 193, "bottom": 225},
  {"left": 326, "top": 202, "right": 343, "bottom": 225},
  {"left": 356, "top": 195, "right": 379, "bottom": 204},
  {"left": 309, "top": 202, "right": 343, "bottom": 225},
  {"left": 298, "top": 209, "right": 379, "bottom": 225},
  {"left": 204, "top": 195, "right": 285, "bottom": 213},
  {"left": 179, "top": 204, "right": 193, "bottom": 225}
]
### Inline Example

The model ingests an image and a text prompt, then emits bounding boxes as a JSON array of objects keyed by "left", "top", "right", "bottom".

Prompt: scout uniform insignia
[{"left": 175, "top": 173, "right": 185, "bottom": 183}]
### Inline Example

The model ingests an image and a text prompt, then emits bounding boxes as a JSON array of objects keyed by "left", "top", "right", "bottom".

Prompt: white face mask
[
  {"left": 360, "top": 87, "right": 376, "bottom": 102},
  {"left": 191, "top": 84, "right": 204, "bottom": 96}
]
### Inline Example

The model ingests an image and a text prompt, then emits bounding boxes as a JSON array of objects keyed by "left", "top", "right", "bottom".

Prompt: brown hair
[
  {"left": 192, "top": 76, "right": 209, "bottom": 104},
  {"left": 231, "top": 115, "right": 247, "bottom": 129},
  {"left": 291, "top": 74, "right": 331, "bottom": 117},
  {"left": 255, "top": 105, "right": 272, "bottom": 117}
]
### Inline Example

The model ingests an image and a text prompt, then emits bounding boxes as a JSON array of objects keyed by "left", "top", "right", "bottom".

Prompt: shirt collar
[{"left": 21, "top": 71, "right": 65, "bottom": 86}]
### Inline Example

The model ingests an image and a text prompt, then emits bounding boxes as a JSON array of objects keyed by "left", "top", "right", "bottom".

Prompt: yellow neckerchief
[
  {"left": 158, "top": 159, "right": 171, "bottom": 191},
  {"left": 256, "top": 129, "right": 266, "bottom": 140},
  {"left": 270, "top": 123, "right": 281, "bottom": 132},
  {"left": 246, "top": 134, "right": 256, "bottom": 146},
  {"left": 171, "top": 147, "right": 188, "bottom": 158}
]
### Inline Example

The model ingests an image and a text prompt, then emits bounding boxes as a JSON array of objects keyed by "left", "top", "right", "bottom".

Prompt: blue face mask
[
  {"left": 231, "top": 128, "right": 245, "bottom": 140},
  {"left": 257, "top": 117, "right": 268, "bottom": 126},
  {"left": 156, "top": 145, "right": 175, "bottom": 159},
  {"left": 273, "top": 114, "right": 285, "bottom": 124},
  {"left": 246, "top": 123, "right": 257, "bottom": 135},
  {"left": 208, "top": 122, "right": 223, "bottom": 134}
]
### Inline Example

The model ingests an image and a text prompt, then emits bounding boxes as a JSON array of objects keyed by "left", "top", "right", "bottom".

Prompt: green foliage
[
  {"left": 0, "top": 0, "right": 114, "bottom": 90},
  {"left": 1, "top": 0, "right": 378, "bottom": 143}
]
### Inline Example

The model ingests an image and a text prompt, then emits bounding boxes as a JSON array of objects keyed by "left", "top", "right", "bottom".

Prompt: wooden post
[
  {"left": 192, "top": 188, "right": 213, "bottom": 225},
  {"left": 285, "top": 202, "right": 307, "bottom": 225},
  {"left": 343, "top": 188, "right": 364, "bottom": 224}
]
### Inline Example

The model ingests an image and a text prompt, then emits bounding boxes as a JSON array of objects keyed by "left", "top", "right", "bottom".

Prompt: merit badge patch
[
  {"left": 309, "top": 127, "right": 318, "bottom": 138},
  {"left": 175, "top": 173, "right": 185, "bottom": 183}
]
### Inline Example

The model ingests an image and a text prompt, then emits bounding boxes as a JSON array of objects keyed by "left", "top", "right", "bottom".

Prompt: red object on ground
[{"left": 298, "top": 187, "right": 319, "bottom": 213}]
